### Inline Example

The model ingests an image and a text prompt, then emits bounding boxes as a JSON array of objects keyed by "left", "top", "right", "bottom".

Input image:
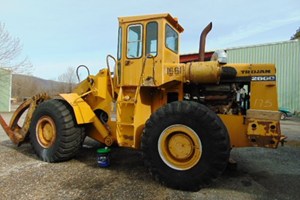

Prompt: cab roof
[{"left": 118, "top": 13, "right": 184, "bottom": 33}]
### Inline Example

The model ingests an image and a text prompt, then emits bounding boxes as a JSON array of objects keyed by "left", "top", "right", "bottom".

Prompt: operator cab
[{"left": 116, "top": 13, "right": 184, "bottom": 87}]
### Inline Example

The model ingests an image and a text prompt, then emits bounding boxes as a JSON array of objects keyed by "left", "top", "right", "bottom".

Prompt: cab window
[
  {"left": 146, "top": 22, "right": 158, "bottom": 57},
  {"left": 165, "top": 24, "right": 178, "bottom": 53},
  {"left": 127, "top": 24, "right": 143, "bottom": 58}
]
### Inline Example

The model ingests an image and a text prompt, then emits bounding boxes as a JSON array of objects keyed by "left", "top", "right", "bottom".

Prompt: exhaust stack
[{"left": 199, "top": 22, "right": 212, "bottom": 61}]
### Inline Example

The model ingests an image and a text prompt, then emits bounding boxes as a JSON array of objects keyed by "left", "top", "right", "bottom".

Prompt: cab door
[{"left": 122, "top": 24, "right": 144, "bottom": 86}]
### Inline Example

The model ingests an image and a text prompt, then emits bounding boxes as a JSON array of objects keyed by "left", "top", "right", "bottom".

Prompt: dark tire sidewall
[
  {"left": 29, "top": 99, "right": 83, "bottom": 162},
  {"left": 30, "top": 102, "right": 63, "bottom": 161},
  {"left": 142, "top": 101, "right": 230, "bottom": 190}
]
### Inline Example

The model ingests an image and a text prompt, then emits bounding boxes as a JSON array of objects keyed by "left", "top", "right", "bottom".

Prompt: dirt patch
[
  {"left": 286, "top": 140, "right": 300, "bottom": 147},
  {"left": 0, "top": 113, "right": 299, "bottom": 199}
]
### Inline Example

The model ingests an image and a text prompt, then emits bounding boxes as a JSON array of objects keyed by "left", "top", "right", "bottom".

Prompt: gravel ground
[{"left": 0, "top": 110, "right": 299, "bottom": 200}]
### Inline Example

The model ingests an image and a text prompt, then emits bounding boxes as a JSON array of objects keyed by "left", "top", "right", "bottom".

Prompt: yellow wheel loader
[{"left": 0, "top": 13, "right": 284, "bottom": 191}]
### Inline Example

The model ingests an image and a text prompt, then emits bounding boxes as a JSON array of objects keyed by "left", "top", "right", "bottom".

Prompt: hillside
[{"left": 12, "top": 74, "right": 73, "bottom": 100}]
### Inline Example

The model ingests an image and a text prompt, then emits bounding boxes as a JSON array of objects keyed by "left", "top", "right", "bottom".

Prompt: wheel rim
[
  {"left": 36, "top": 116, "right": 56, "bottom": 148},
  {"left": 158, "top": 124, "right": 202, "bottom": 171}
]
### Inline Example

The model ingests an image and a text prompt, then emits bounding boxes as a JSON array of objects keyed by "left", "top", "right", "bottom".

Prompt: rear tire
[
  {"left": 142, "top": 101, "right": 230, "bottom": 191},
  {"left": 29, "top": 99, "right": 84, "bottom": 162}
]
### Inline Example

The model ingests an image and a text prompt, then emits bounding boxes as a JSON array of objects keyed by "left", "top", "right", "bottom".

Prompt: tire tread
[
  {"left": 29, "top": 99, "right": 85, "bottom": 162},
  {"left": 142, "top": 101, "right": 230, "bottom": 191}
]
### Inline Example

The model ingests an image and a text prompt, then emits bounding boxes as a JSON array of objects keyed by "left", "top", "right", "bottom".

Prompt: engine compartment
[{"left": 184, "top": 82, "right": 250, "bottom": 115}]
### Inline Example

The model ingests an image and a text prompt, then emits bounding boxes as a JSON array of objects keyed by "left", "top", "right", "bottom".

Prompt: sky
[{"left": 1, "top": 0, "right": 299, "bottom": 80}]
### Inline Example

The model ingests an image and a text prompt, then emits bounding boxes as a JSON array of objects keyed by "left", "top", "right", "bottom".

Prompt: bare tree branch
[
  {"left": 291, "top": 27, "right": 300, "bottom": 40},
  {"left": 58, "top": 66, "right": 77, "bottom": 92},
  {"left": 0, "top": 22, "right": 33, "bottom": 74}
]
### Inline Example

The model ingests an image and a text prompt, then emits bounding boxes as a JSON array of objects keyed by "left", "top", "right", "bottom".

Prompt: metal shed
[
  {"left": 0, "top": 68, "right": 12, "bottom": 112},
  {"left": 227, "top": 40, "right": 300, "bottom": 113}
]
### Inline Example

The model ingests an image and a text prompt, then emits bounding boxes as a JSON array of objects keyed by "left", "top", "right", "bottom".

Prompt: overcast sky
[{"left": 1, "top": 0, "right": 299, "bottom": 80}]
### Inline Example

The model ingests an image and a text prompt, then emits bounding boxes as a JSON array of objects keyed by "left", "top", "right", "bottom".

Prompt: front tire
[
  {"left": 142, "top": 101, "right": 230, "bottom": 191},
  {"left": 29, "top": 99, "right": 84, "bottom": 162}
]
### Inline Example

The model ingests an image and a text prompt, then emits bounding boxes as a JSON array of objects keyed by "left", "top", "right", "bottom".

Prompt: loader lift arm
[{"left": 0, "top": 93, "right": 50, "bottom": 145}]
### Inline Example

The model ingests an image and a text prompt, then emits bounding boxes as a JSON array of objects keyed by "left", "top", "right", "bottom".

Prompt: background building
[
  {"left": 0, "top": 68, "right": 12, "bottom": 112},
  {"left": 180, "top": 40, "right": 300, "bottom": 113}
]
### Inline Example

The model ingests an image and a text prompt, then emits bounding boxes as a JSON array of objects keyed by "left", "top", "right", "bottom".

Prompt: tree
[
  {"left": 0, "top": 22, "right": 33, "bottom": 74},
  {"left": 291, "top": 27, "right": 300, "bottom": 40},
  {"left": 57, "top": 66, "right": 77, "bottom": 92}
]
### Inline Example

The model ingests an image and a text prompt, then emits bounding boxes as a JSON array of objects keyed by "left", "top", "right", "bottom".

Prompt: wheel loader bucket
[{"left": 0, "top": 93, "right": 50, "bottom": 145}]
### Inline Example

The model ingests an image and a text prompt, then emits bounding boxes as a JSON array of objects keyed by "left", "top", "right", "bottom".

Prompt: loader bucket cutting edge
[{"left": 0, "top": 93, "right": 50, "bottom": 145}]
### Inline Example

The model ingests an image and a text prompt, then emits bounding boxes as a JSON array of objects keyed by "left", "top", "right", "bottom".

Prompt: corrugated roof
[{"left": 226, "top": 39, "right": 299, "bottom": 50}]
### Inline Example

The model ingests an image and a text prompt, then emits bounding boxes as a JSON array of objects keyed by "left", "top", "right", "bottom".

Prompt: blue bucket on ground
[{"left": 97, "top": 147, "right": 111, "bottom": 167}]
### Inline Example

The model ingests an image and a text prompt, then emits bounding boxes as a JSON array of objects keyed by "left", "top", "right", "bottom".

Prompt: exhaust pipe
[{"left": 199, "top": 22, "right": 212, "bottom": 61}]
